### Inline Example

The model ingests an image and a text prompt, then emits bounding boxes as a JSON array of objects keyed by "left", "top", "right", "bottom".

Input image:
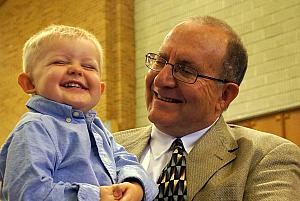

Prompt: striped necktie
[{"left": 154, "top": 138, "right": 187, "bottom": 201}]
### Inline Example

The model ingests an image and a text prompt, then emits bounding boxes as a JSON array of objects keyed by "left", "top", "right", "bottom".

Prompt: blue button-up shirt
[{"left": 0, "top": 95, "right": 157, "bottom": 201}]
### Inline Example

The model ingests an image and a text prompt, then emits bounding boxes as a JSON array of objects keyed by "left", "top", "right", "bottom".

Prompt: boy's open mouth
[{"left": 61, "top": 81, "right": 87, "bottom": 90}]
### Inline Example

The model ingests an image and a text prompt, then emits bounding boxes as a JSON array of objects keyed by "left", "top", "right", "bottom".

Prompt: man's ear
[
  {"left": 218, "top": 83, "right": 239, "bottom": 111},
  {"left": 18, "top": 73, "right": 36, "bottom": 94}
]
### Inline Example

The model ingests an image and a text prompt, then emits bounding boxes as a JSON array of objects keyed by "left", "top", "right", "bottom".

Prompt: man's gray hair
[{"left": 188, "top": 16, "right": 248, "bottom": 85}]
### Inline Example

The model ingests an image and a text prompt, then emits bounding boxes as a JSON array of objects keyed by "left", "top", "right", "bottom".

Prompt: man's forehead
[
  {"left": 159, "top": 23, "right": 228, "bottom": 73},
  {"left": 162, "top": 24, "right": 226, "bottom": 48},
  {"left": 165, "top": 22, "right": 227, "bottom": 52}
]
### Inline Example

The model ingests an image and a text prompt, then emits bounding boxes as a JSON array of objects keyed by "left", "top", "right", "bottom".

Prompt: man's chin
[
  {"left": 148, "top": 112, "right": 178, "bottom": 126},
  {"left": 148, "top": 115, "right": 186, "bottom": 137}
]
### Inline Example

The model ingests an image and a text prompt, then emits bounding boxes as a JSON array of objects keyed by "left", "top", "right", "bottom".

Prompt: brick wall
[
  {"left": 135, "top": 0, "right": 300, "bottom": 126},
  {"left": 0, "top": 0, "right": 135, "bottom": 145},
  {"left": 1, "top": 0, "right": 299, "bottom": 145}
]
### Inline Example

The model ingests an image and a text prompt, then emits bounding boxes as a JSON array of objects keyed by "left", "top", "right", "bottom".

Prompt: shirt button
[
  {"left": 66, "top": 117, "right": 72, "bottom": 123},
  {"left": 73, "top": 111, "right": 80, "bottom": 117},
  {"left": 102, "top": 157, "right": 109, "bottom": 164}
]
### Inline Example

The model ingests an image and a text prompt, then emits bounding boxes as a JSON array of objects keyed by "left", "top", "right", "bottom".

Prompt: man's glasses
[{"left": 145, "top": 53, "right": 231, "bottom": 84}]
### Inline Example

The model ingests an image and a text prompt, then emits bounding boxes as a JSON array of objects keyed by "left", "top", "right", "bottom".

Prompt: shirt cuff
[{"left": 76, "top": 183, "right": 100, "bottom": 201}]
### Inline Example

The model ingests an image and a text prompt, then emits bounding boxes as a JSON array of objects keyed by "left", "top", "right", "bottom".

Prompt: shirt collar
[
  {"left": 26, "top": 95, "right": 96, "bottom": 123},
  {"left": 150, "top": 119, "right": 218, "bottom": 159}
]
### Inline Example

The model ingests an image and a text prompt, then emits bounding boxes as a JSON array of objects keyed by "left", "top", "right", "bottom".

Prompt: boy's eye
[
  {"left": 52, "top": 60, "right": 68, "bottom": 65},
  {"left": 82, "top": 64, "right": 98, "bottom": 71}
]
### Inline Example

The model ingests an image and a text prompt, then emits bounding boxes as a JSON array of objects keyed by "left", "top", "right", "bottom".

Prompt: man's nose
[{"left": 154, "top": 63, "right": 177, "bottom": 87}]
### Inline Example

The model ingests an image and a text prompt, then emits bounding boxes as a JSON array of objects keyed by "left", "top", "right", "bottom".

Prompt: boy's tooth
[{"left": 64, "top": 82, "right": 80, "bottom": 88}]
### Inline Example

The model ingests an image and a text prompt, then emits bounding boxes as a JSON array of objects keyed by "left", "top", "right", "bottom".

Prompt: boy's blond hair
[{"left": 22, "top": 24, "right": 103, "bottom": 75}]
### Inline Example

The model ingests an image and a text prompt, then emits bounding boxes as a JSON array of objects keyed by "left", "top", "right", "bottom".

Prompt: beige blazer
[{"left": 113, "top": 117, "right": 300, "bottom": 201}]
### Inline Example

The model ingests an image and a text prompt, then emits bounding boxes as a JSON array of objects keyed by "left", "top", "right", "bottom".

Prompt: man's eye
[
  {"left": 154, "top": 60, "right": 164, "bottom": 66},
  {"left": 181, "top": 67, "right": 194, "bottom": 74},
  {"left": 177, "top": 65, "right": 196, "bottom": 77}
]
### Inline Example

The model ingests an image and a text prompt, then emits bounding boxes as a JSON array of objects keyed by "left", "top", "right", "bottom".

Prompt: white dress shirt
[{"left": 140, "top": 120, "right": 217, "bottom": 182}]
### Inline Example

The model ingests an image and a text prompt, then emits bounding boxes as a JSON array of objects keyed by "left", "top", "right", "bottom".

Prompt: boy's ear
[
  {"left": 18, "top": 73, "right": 36, "bottom": 94},
  {"left": 100, "top": 81, "right": 105, "bottom": 94}
]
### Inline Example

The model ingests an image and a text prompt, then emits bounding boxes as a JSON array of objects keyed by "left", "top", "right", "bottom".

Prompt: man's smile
[{"left": 154, "top": 91, "right": 183, "bottom": 103}]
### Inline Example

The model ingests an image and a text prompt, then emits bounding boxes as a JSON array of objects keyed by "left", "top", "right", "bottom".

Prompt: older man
[{"left": 114, "top": 16, "right": 300, "bottom": 201}]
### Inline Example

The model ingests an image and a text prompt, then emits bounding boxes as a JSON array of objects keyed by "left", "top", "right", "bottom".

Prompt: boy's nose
[{"left": 67, "top": 65, "right": 83, "bottom": 76}]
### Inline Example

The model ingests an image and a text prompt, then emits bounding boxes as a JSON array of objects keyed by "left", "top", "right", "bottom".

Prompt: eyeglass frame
[{"left": 145, "top": 52, "right": 233, "bottom": 84}]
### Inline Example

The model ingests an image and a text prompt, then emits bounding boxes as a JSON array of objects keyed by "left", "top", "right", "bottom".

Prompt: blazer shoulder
[
  {"left": 113, "top": 125, "right": 152, "bottom": 146},
  {"left": 227, "top": 123, "right": 299, "bottom": 152}
]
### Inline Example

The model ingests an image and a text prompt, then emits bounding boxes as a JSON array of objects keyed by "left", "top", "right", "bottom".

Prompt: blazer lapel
[{"left": 187, "top": 117, "right": 238, "bottom": 200}]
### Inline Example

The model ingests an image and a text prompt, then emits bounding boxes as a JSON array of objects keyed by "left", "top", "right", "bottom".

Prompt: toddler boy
[{"left": 0, "top": 25, "right": 157, "bottom": 201}]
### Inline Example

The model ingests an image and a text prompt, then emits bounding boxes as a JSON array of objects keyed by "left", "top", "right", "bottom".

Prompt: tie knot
[{"left": 170, "top": 138, "right": 185, "bottom": 153}]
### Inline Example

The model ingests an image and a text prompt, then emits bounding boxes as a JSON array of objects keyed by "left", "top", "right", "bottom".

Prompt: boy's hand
[
  {"left": 100, "top": 185, "right": 121, "bottom": 201},
  {"left": 100, "top": 181, "right": 144, "bottom": 201},
  {"left": 113, "top": 181, "right": 144, "bottom": 201}
]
